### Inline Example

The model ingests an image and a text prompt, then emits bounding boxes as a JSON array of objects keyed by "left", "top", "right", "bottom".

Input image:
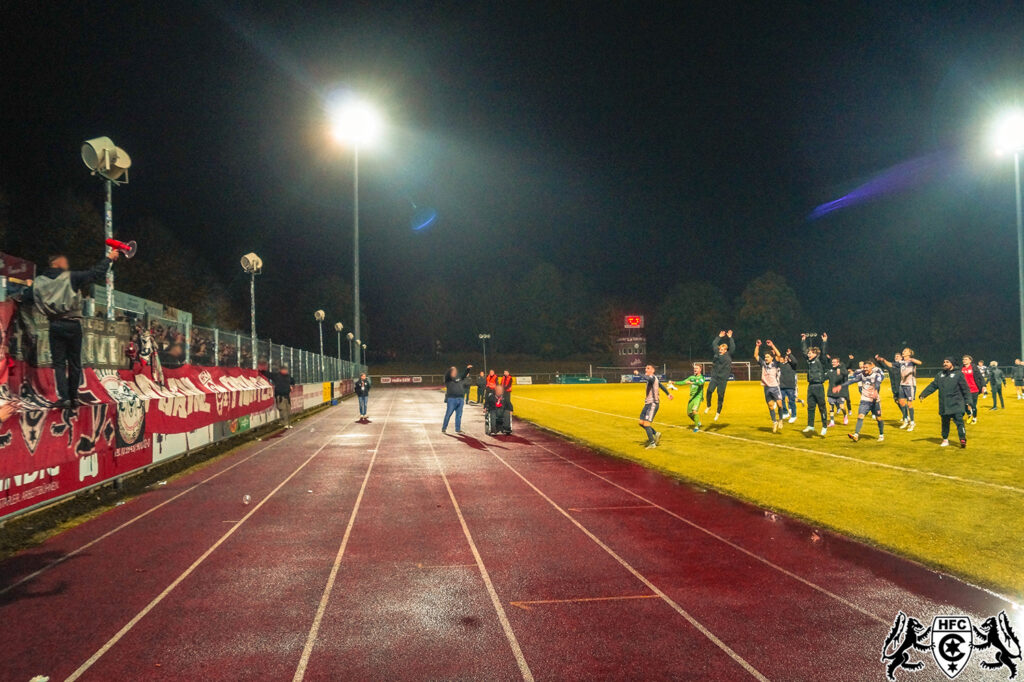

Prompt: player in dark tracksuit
[
  {"left": 1013, "top": 359, "right": 1024, "bottom": 400},
  {"left": 919, "top": 357, "right": 970, "bottom": 448},
  {"left": 826, "top": 356, "right": 850, "bottom": 426},
  {"left": 779, "top": 350, "right": 799, "bottom": 423},
  {"left": 704, "top": 331, "right": 734, "bottom": 421},
  {"left": 800, "top": 333, "right": 830, "bottom": 436}
]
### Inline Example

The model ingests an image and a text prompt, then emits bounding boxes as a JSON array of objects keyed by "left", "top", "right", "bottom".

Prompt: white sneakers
[
  {"left": 802, "top": 426, "right": 814, "bottom": 433},
  {"left": 788, "top": 416, "right": 797, "bottom": 424},
  {"left": 878, "top": 434, "right": 885, "bottom": 442},
  {"left": 704, "top": 406, "right": 711, "bottom": 414},
  {"left": 714, "top": 412, "right": 720, "bottom": 422},
  {"left": 907, "top": 422, "right": 915, "bottom": 432},
  {"left": 820, "top": 427, "right": 827, "bottom": 437},
  {"left": 772, "top": 421, "right": 780, "bottom": 433},
  {"left": 940, "top": 439, "right": 950, "bottom": 447},
  {"left": 899, "top": 420, "right": 908, "bottom": 430}
]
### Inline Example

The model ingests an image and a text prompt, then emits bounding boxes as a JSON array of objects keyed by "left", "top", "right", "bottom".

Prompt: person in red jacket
[
  {"left": 499, "top": 370, "right": 514, "bottom": 393},
  {"left": 960, "top": 355, "right": 983, "bottom": 424}
]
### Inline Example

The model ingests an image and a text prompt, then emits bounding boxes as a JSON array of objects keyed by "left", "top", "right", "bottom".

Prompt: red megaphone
[{"left": 105, "top": 238, "right": 137, "bottom": 259}]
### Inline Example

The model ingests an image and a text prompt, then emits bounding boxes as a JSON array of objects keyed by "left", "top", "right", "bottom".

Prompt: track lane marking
[
  {"left": 566, "top": 504, "right": 657, "bottom": 512},
  {"left": 450, "top": 423, "right": 768, "bottom": 681},
  {"left": 424, "top": 426, "right": 535, "bottom": 682},
  {"left": 524, "top": 435, "right": 890, "bottom": 625},
  {"left": 510, "top": 594, "right": 659, "bottom": 610},
  {"left": 0, "top": 402, "right": 353, "bottom": 598},
  {"left": 291, "top": 394, "right": 396, "bottom": 682},
  {"left": 514, "top": 396, "right": 1024, "bottom": 495},
  {"left": 63, "top": 407, "right": 366, "bottom": 682}
]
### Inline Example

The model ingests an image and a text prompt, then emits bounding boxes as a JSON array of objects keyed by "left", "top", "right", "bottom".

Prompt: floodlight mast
[
  {"left": 81, "top": 136, "right": 131, "bottom": 321},
  {"left": 994, "top": 111, "right": 1024, "bottom": 359},
  {"left": 241, "top": 253, "right": 262, "bottom": 370}
]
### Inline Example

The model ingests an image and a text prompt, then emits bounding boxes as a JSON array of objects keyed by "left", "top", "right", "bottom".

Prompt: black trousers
[
  {"left": 940, "top": 414, "right": 966, "bottom": 441},
  {"left": 991, "top": 385, "right": 1004, "bottom": 408},
  {"left": 49, "top": 319, "right": 83, "bottom": 402},
  {"left": 705, "top": 377, "right": 727, "bottom": 411},
  {"left": 806, "top": 384, "right": 828, "bottom": 426}
]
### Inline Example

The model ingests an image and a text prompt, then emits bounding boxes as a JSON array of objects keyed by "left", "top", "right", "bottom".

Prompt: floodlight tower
[
  {"left": 346, "top": 331, "right": 355, "bottom": 376},
  {"left": 314, "top": 310, "right": 326, "bottom": 381},
  {"left": 335, "top": 322, "right": 344, "bottom": 364},
  {"left": 329, "top": 97, "right": 383, "bottom": 368},
  {"left": 993, "top": 111, "right": 1024, "bottom": 358},
  {"left": 81, "top": 136, "right": 131, "bottom": 320},
  {"left": 478, "top": 333, "right": 491, "bottom": 375},
  {"left": 240, "top": 253, "right": 263, "bottom": 370}
]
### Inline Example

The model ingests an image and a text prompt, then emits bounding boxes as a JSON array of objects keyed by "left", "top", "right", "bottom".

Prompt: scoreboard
[{"left": 624, "top": 315, "right": 644, "bottom": 329}]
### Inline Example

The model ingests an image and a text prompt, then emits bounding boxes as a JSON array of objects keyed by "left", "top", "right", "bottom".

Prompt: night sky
[{"left": 3, "top": 1, "right": 1024, "bottom": 356}]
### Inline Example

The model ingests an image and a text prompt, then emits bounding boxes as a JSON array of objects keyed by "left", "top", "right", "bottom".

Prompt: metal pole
[
  {"left": 481, "top": 338, "right": 487, "bottom": 375},
  {"left": 250, "top": 272, "right": 257, "bottom": 370},
  {"left": 1016, "top": 152, "right": 1024, "bottom": 360},
  {"left": 104, "top": 179, "right": 114, "bottom": 320},
  {"left": 353, "top": 146, "right": 361, "bottom": 367},
  {"left": 318, "top": 322, "right": 325, "bottom": 381}
]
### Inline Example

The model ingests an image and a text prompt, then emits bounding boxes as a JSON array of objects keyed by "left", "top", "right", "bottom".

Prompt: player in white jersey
[
  {"left": 755, "top": 339, "right": 786, "bottom": 433},
  {"left": 834, "top": 357, "right": 886, "bottom": 442}
]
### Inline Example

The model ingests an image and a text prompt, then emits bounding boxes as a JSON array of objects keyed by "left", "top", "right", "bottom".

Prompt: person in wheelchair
[{"left": 485, "top": 383, "right": 513, "bottom": 435}]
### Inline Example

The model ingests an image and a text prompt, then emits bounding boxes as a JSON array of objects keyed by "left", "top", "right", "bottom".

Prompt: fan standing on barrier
[{"left": 28, "top": 249, "right": 120, "bottom": 408}]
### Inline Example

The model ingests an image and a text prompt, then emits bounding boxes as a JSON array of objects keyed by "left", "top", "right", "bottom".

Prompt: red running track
[{"left": 0, "top": 388, "right": 1014, "bottom": 681}]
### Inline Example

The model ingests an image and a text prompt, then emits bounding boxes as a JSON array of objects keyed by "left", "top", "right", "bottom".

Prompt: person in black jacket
[
  {"left": 475, "top": 371, "right": 487, "bottom": 405},
  {"left": 264, "top": 365, "right": 296, "bottom": 428},
  {"left": 779, "top": 348, "right": 799, "bottom": 423},
  {"left": 919, "top": 358, "right": 970, "bottom": 448},
  {"left": 442, "top": 364, "right": 472, "bottom": 434},
  {"left": 987, "top": 361, "right": 1005, "bottom": 409},
  {"left": 825, "top": 355, "right": 850, "bottom": 426},
  {"left": 704, "top": 330, "right": 734, "bottom": 421},
  {"left": 1013, "top": 359, "right": 1024, "bottom": 400},
  {"left": 29, "top": 250, "right": 120, "bottom": 407},
  {"left": 800, "top": 333, "right": 830, "bottom": 436},
  {"left": 354, "top": 372, "right": 371, "bottom": 419}
]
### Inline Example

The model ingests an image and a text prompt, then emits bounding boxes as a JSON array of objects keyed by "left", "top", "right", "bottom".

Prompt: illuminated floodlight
[
  {"left": 329, "top": 98, "right": 384, "bottom": 147},
  {"left": 334, "top": 322, "right": 344, "bottom": 332},
  {"left": 993, "top": 110, "right": 1024, "bottom": 154},
  {"left": 314, "top": 309, "right": 326, "bottom": 321}
]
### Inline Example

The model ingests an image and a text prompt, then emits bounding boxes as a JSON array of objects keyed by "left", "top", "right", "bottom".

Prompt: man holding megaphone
[{"left": 27, "top": 249, "right": 120, "bottom": 408}]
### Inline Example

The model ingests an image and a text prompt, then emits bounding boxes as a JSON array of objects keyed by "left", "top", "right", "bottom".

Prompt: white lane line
[
  {"left": 65, "top": 426, "right": 346, "bottom": 682},
  {"left": 292, "top": 393, "right": 396, "bottom": 682},
  {"left": 0, "top": 404, "right": 344, "bottom": 598},
  {"left": 525, "top": 437, "right": 889, "bottom": 625},
  {"left": 473, "top": 436, "right": 769, "bottom": 681},
  {"left": 424, "top": 426, "right": 535, "bottom": 682},
  {"left": 514, "top": 396, "right": 1024, "bottom": 496}
]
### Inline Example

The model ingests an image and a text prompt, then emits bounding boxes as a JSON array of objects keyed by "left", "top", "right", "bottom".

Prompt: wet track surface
[{"left": 0, "top": 389, "right": 1014, "bottom": 681}]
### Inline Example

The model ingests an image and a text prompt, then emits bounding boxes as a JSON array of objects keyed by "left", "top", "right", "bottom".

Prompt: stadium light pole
[
  {"left": 329, "top": 98, "right": 384, "bottom": 370},
  {"left": 314, "top": 310, "right": 326, "bottom": 381},
  {"left": 994, "top": 110, "right": 1024, "bottom": 359},
  {"left": 240, "top": 254, "right": 262, "bottom": 370},
  {"left": 478, "top": 333, "right": 491, "bottom": 375},
  {"left": 81, "top": 136, "right": 131, "bottom": 320},
  {"left": 335, "top": 322, "right": 344, "bottom": 364}
]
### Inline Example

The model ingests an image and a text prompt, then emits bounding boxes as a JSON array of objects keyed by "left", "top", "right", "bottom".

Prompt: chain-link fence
[{"left": 122, "top": 314, "right": 364, "bottom": 381}]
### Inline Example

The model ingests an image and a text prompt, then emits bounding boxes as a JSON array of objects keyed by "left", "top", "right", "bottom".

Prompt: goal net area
[{"left": 693, "top": 361, "right": 753, "bottom": 381}]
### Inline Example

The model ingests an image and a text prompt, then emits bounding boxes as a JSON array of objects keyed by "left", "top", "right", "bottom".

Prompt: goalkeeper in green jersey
[{"left": 678, "top": 364, "right": 708, "bottom": 432}]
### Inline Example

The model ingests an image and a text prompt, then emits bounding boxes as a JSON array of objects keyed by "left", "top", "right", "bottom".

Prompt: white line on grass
[
  {"left": 292, "top": 394, "right": 396, "bottom": 681},
  {"left": 424, "top": 426, "right": 535, "bottom": 682},
  {"left": 515, "top": 396, "right": 1024, "bottom": 496}
]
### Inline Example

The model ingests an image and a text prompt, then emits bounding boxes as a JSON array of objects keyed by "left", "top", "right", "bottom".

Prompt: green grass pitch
[{"left": 511, "top": 381, "right": 1024, "bottom": 598}]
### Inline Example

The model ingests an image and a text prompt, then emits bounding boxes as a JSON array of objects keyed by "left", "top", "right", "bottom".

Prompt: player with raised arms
[
  {"left": 755, "top": 339, "right": 786, "bottom": 433},
  {"left": 800, "top": 332, "right": 830, "bottom": 437},
  {"left": 704, "top": 330, "right": 734, "bottom": 422},
  {"left": 834, "top": 357, "right": 886, "bottom": 442}
]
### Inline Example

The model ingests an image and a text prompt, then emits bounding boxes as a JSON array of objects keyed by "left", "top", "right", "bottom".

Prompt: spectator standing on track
[
  {"left": 442, "top": 365, "right": 472, "bottom": 434},
  {"left": 800, "top": 333, "right": 830, "bottom": 437},
  {"left": 355, "top": 372, "right": 371, "bottom": 419},
  {"left": 960, "top": 356, "right": 983, "bottom": 423},
  {"left": 499, "top": 370, "right": 513, "bottom": 394},
  {"left": 704, "top": 330, "right": 734, "bottom": 422},
  {"left": 485, "top": 370, "right": 498, "bottom": 402},
  {"left": 476, "top": 371, "right": 487, "bottom": 404},
  {"left": 462, "top": 370, "right": 475, "bottom": 404},
  {"left": 267, "top": 364, "right": 295, "bottom": 429},
  {"left": 29, "top": 250, "right": 120, "bottom": 408},
  {"left": 919, "top": 358, "right": 970, "bottom": 448},
  {"left": 987, "top": 361, "right": 1005, "bottom": 410},
  {"left": 638, "top": 363, "right": 673, "bottom": 448},
  {"left": 779, "top": 347, "right": 799, "bottom": 424},
  {"left": 1013, "top": 359, "right": 1024, "bottom": 399}
]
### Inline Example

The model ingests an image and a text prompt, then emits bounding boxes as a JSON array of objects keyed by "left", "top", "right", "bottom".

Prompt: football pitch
[{"left": 511, "top": 381, "right": 1024, "bottom": 597}]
